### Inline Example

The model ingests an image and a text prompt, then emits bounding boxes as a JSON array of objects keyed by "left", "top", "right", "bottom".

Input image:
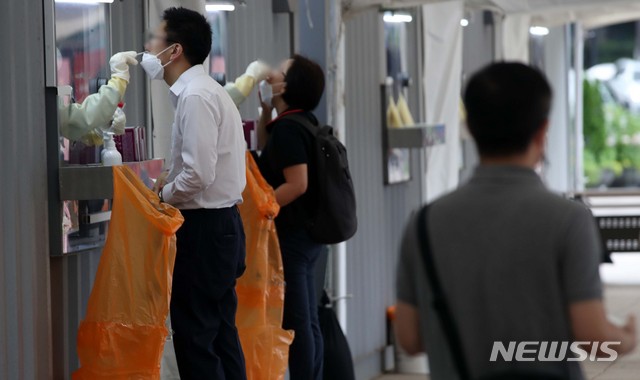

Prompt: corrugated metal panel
[
  {"left": 460, "top": 10, "right": 492, "bottom": 183},
  {"left": 225, "top": 4, "right": 292, "bottom": 120},
  {"left": 0, "top": 0, "right": 53, "bottom": 379},
  {"left": 405, "top": 9, "right": 424, "bottom": 123},
  {"left": 344, "top": 8, "right": 424, "bottom": 379},
  {"left": 51, "top": 251, "right": 102, "bottom": 378},
  {"left": 297, "top": 0, "right": 328, "bottom": 124}
]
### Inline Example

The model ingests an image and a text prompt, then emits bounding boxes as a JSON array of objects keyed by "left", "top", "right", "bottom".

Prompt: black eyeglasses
[{"left": 145, "top": 32, "right": 177, "bottom": 44}]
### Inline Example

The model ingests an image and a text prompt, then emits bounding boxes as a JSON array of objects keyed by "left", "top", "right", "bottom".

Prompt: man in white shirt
[{"left": 143, "top": 7, "right": 247, "bottom": 380}]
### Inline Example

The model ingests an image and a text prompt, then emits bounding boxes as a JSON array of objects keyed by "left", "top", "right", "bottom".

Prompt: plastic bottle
[
  {"left": 102, "top": 132, "right": 122, "bottom": 166},
  {"left": 112, "top": 102, "right": 125, "bottom": 127}
]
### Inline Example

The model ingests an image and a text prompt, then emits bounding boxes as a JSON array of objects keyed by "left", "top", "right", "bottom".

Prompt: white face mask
[
  {"left": 258, "top": 79, "right": 284, "bottom": 106},
  {"left": 140, "top": 44, "right": 176, "bottom": 81},
  {"left": 258, "top": 80, "right": 274, "bottom": 105}
]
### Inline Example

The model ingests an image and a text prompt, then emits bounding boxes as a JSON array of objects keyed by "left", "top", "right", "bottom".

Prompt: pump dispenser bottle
[{"left": 101, "top": 132, "right": 122, "bottom": 166}]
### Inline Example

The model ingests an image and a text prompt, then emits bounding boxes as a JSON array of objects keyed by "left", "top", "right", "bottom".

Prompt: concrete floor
[
  {"left": 374, "top": 375, "right": 427, "bottom": 380},
  {"left": 375, "top": 287, "right": 640, "bottom": 380},
  {"left": 161, "top": 254, "right": 640, "bottom": 380},
  {"left": 581, "top": 253, "right": 640, "bottom": 379},
  {"left": 376, "top": 253, "right": 640, "bottom": 380}
]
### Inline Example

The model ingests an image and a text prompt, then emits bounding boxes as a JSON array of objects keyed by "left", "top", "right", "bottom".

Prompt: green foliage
[
  {"left": 583, "top": 150, "right": 601, "bottom": 186},
  {"left": 583, "top": 79, "right": 640, "bottom": 187},
  {"left": 583, "top": 79, "right": 607, "bottom": 160},
  {"left": 608, "top": 106, "right": 640, "bottom": 166}
]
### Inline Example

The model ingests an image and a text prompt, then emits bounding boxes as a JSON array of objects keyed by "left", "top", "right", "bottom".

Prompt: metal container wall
[
  {"left": 0, "top": 0, "right": 52, "bottom": 378},
  {"left": 344, "top": 8, "right": 425, "bottom": 379}
]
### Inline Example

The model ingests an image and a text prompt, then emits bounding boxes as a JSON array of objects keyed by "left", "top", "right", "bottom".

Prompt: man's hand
[
  {"left": 621, "top": 315, "right": 637, "bottom": 354},
  {"left": 258, "top": 76, "right": 286, "bottom": 112},
  {"left": 153, "top": 170, "right": 169, "bottom": 195}
]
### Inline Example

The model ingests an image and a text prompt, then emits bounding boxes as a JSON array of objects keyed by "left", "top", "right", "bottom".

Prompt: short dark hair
[
  {"left": 282, "top": 54, "right": 325, "bottom": 111},
  {"left": 463, "top": 62, "right": 552, "bottom": 157},
  {"left": 162, "top": 7, "right": 212, "bottom": 66}
]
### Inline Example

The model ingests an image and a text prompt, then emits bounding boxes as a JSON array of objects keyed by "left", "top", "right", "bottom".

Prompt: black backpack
[
  {"left": 282, "top": 114, "right": 357, "bottom": 244},
  {"left": 318, "top": 291, "right": 356, "bottom": 380}
]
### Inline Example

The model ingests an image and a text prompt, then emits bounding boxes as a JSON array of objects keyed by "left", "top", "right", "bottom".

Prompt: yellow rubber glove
[
  {"left": 224, "top": 60, "right": 270, "bottom": 106},
  {"left": 109, "top": 51, "right": 139, "bottom": 83}
]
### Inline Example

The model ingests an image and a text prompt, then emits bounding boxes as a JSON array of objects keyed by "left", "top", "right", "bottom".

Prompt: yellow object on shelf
[
  {"left": 387, "top": 96, "right": 403, "bottom": 128},
  {"left": 396, "top": 93, "right": 415, "bottom": 127}
]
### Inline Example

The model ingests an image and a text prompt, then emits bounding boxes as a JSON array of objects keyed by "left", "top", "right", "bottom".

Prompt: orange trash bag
[
  {"left": 237, "top": 152, "right": 294, "bottom": 380},
  {"left": 73, "top": 165, "right": 184, "bottom": 380}
]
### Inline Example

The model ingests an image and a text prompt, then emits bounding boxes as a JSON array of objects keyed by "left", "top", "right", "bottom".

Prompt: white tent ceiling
[{"left": 343, "top": 0, "right": 640, "bottom": 29}]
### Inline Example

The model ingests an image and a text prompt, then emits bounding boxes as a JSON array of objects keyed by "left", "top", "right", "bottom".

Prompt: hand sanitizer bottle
[{"left": 101, "top": 132, "right": 122, "bottom": 166}]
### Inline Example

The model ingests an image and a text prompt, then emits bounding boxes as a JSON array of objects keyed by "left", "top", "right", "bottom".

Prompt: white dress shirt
[{"left": 161, "top": 64, "right": 246, "bottom": 209}]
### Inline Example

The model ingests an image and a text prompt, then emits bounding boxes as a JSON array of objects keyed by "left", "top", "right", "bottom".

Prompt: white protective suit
[
  {"left": 224, "top": 60, "right": 270, "bottom": 106},
  {"left": 59, "top": 51, "right": 138, "bottom": 145}
]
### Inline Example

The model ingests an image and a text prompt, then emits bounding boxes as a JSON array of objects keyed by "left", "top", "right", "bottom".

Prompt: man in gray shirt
[{"left": 395, "top": 62, "right": 636, "bottom": 379}]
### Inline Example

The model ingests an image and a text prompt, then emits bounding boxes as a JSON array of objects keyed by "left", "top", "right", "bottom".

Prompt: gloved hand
[
  {"left": 111, "top": 107, "right": 126, "bottom": 135},
  {"left": 245, "top": 60, "right": 270, "bottom": 82},
  {"left": 79, "top": 129, "right": 104, "bottom": 147},
  {"left": 109, "top": 51, "right": 139, "bottom": 83}
]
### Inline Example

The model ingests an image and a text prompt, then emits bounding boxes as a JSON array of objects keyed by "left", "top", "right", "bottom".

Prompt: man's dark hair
[
  {"left": 162, "top": 7, "right": 212, "bottom": 66},
  {"left": 463, "top": 62, "right": 552, "bottom": 157},
  {"left": 282, "top": 54, "right": 325, "bottom": 111}
]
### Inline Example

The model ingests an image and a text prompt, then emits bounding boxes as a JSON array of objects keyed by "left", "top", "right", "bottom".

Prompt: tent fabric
[
  {"left": 422, "top": 1, "right": 464, "bottom": 203},
  {"left": 531, "top": 5, "right": 640, "bottom": 29},
  {"left": 499, "top": 14, "right": 531, "bottom": 63},
  {"left": 344, "top": 0, "right": 640, "bottom": 29}
]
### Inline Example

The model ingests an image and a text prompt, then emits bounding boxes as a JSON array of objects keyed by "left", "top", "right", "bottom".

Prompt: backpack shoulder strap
[
  {"left": 280, "top": 113, "right": 319, "bottom": 137},
  {"left": 417, "top": 205, "right": 471, "bottom": 380}
]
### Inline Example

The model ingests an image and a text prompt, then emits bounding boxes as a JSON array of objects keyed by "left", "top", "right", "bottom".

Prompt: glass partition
[
  {"left": 383, "top": 11, "right": 412, "bottom": 184},
  {"left": 55, "top": 2, "right": 110, "bottom": 103},
  {"left": 54, "top": 1, "right": 111, "bottom": 254},
  {"left": 206, "top": 10, "right": 228, "bottom": 82}
]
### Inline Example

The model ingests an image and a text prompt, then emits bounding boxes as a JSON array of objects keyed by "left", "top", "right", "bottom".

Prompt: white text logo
[{"left": 489, "top": 341, "right": 620, "bottom": 362}]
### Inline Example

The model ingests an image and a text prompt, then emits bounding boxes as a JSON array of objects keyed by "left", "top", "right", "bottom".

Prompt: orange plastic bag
[
  {"left": 237, "top": 152, "right": 294, "bottom": 380},
  {"left": 74, "top": 166, "right": 184, "bottom": 380}
]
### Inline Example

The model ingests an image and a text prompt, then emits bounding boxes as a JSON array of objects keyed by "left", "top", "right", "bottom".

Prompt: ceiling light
[
  {"left": 54, "top": 0, "right": 114, "bottom": 3},
  {"left": 529, "top": 26, "right": 550, "bottom": 36},
  {"left": 383, "top": 12, "right": 412, "bottom": 23},
  {"left": 460, "top": 18, "right": 469, "bottom": 27},
  {"left": 206, "top": 3, "right": 235, "bottom": 12}
]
